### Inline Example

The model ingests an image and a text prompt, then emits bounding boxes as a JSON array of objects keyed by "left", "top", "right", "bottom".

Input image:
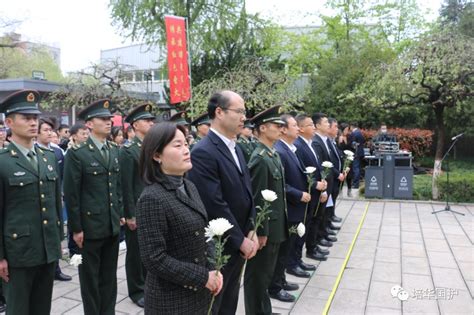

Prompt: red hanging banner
[{"left": 165, "top": 15, "right": 191, "bottom": 104}]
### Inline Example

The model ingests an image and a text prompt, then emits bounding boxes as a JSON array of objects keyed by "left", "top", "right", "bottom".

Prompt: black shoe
[
  {"left": 306, "top": 251, "right": 328, "bottom": 261},
  {"left": 0, "top": 302, "right": 5, "bottom": 313},
  {"left": 316, "top": 246, "right": 330, "bottom": 255},
  {"left": 55, "top": 272, "right": 72, "bottom": 281},
  {"left": 135, "top": 297, "right": 145, "bottom": 308},
  {"left": 329, "top": 223, "right": 341, "bottom": 230},
  {"left": 331, "top": 215, "right": 342, "bottom": 223},
  {"left": 283, "top": 281, "right": 299, "bottom": 291},
  {"left": 318, "top": 239, "right": 333, "bottom": 247},
  {"left": 325, "top": 235, "right": 337, "bottom": 242},
  {"left": 325, "top": 227, "right": 337, "bottom": 235},
  {"left": 299, "top": 261, "right": 316, "bottom": 271},
  {"left": 269, "top": 289, "right": 296, "bottom": 302},
  {"left": 286, "top": 266, "right": 310, "bottom": 278}
]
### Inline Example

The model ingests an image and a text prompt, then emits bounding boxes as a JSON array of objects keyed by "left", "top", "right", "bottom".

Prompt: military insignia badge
[
  {"left": 27, "top": 92, "right": 35, "bottom": 102},
  {"left": 115, "top": 158, "right": 119, "bottom": 164},
  {"left": 11, "top": 150, "right": 17, "bottom": 156},
  {"left": 278, "top": 106, "right": 284, "bottom": 114},
  {"left": 43, "top": 158, "right": 47, "bottom": 162},
  {"left": 181, "top": 112, "right": 185, "bottom": 118},
  {"left": 13, "top": 171, "right": 26, "bottom": 176},
  {"left": 145, "top": 104, "right": 151, "bottom": 112},
  {"left": 90, "top": 162, "right": 99, "bottom": 167},
  {"left": 47, "top": 165, "right": 53, "bottom": 171},
  {"left": 103, "top": 101, "right": 110, "bottom": 109}
]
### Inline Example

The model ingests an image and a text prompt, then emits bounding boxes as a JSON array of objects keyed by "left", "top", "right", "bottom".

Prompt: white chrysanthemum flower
[
  {"left": 347, "top": 155, "right": 354, "bottom": 161},
  {"left": 204, "top": 218, "right": 234, "bottom": 242},
  {"left": 70, "top": 254, "right": 83, "bottom": 267},
  {"left": 344, "top": 150, "right": 354, "bottom": 156},
  {"left": 261, "top": 189, "right": 278, "bottom": 202},
  {"left": 297, "top": 223, "right": 306, "bottom": 237},
  {"left": 322, "top": 161, "right": 334, "bottom": 168},
  {"left": 305, "top": 166, "right": 317, "bottom": 174}
]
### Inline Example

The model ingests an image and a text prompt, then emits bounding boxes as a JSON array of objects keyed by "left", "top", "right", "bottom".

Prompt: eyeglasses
[{"left": 223, "top": 108, "right": 246, "bottom": 116}]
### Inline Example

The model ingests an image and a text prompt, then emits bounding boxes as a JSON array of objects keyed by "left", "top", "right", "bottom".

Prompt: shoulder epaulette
[
  {"left": 72, "top": 142, "right": 86, "bottom": 151},
  {"left": 0, "top": 147, "right": 8, "bottom": 154},
  {"left": 124, "top": 142, "right": 132, "bottom": 148},
  {"left": 109, "top": 141, "right": 118, "bottom": 147},
  {"left": 258, "top": 149, "right": 266, "bottom": 156}
]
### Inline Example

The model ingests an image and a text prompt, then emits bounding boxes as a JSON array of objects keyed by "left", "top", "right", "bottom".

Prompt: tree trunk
[{"left": 432, "top": 105, "right": 445, "bottom": 200}]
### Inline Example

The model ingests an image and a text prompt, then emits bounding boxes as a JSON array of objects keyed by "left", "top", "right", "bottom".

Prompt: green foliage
[
  {"left": 0, "top": 39, "right": 63, "bottom": 82},
  {"left": 187, "top": 58, "right": 299, "bottom": 119},
  {"left": 109, "top": 0, "right": 281, "bottom": 85}
]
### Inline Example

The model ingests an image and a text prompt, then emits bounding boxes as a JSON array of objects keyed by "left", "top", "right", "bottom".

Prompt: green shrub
[{"left": 437, "top": 172, "right": 474, "bottom": 203}]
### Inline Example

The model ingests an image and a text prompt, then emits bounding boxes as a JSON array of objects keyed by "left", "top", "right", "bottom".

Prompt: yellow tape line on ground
[{"left": 322, "top": 202, "right": 371, "bottom": 315}]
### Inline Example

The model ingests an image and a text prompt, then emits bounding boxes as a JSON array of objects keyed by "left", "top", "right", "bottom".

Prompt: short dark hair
[
  {"left": 110, "top": 126, "right": 123, "bottom": 140},
  {"left": 350, "top": 122, "right": 359, "bottom": 128},
  {"left": 139, "top": 122, "right": 187, "bottom": 185},
  {"left": 38, "top": 117, "right": 55, "bottom": 132},
  {"left": 339, "top": 122, "right": 349, "bottom": 132},
  {"left": 280, "top": 114, "right": 293, "bottom": 127},
  {"left": 208, "top": 91, "right": 231, "bottom": 119},
  {"left": 70, "top": 122, "right": 87, "bottom": 136},
  {"left": 328, "top": 117, "right": 337, "bottom": 127},
  {"left": 295, "top": 113, "right": 310, "bottom": 126},
  {"left": 312, "top": 112, "right": 327, "bottom": 125},
  {"left": 58, "top": 124, "right": 69, "bottom": 131}
]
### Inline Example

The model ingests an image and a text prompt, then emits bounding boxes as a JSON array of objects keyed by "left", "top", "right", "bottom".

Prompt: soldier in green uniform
[
  {"left": 63, "top": 99, "right": 124, "bottom": 315},
  {"left": 0, "top": 89, "right": 63, "bottom": 315},
  {"left": 237, "top": 120, "right": 257, "bottom": 164},
  {"left": 169, "top": 111, "right": 192, "bottom": 142},
  {"left": 119, "top": 103, "right": 155, "bottom": 308},
  {"left": 244, "top": 105, "right": 289, "bottom": 315},
  {"left": 189, "top": 112, "right": 210, "bottom": 150}
]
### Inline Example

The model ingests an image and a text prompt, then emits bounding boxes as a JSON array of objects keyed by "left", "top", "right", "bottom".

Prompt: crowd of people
[{"left": 0, "top": 89, "right": 367, "bottom": 315}]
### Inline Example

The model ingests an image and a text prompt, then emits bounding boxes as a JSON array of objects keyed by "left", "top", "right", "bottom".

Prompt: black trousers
[
  {"left": 306, "top": 201, "right": 328, "bottom": 251},
  {"left": 4, "top": 262, "right": 55, "bottom": 315},
  {"left": 212, "top": 252, "right": 245, "bottom": 315},
  {"left": 285, "top": 220, "right": 305, "bottom": 269},
  {"left": 268, "top": 236, "right": 292, "bottom": 295},
  {"left": 124, "top": 227, "right": 146, "bottom": 302},
  {"left": 79, "top": 235, "right": 119, "bottom": 315}
]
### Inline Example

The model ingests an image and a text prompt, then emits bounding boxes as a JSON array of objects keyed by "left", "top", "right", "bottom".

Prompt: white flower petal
[
  {"left": 305, "top": 166, "right": 317, "bottom": 174},
  {"left": 261, "top": 189, "right": 278, "bottom": 202},
  {"left": 206, "top": 218, "right": 234, "bottom": 236},
  {"left": 70, "top": 254, "right": 82, "bottom": 267},
  {"left": 344, "top": 150, "right": 354, "bottom": 156},
  {"left": 297, "top": 223, "right": 306, "bottom": 237},
  {"left": 322, "top": 161, "right": 334, "bottom": 168}
]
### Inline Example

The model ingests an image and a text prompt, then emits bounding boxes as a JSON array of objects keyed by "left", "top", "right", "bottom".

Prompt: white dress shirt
[{"left": 210, "top": 128, "right": 242, "bottom": 172}]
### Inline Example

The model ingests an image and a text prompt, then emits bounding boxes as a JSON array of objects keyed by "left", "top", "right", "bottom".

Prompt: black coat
[
  {"left": 187, "top": 130, "right": 256, "bottom": 254},
  {"left": 136, "top": 179, "right": 212, "bottom": 314},
  {"left": 274, "top": 140, "right": 307, "bottom": 222}
]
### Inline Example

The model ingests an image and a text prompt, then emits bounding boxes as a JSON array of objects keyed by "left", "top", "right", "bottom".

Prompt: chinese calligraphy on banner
[{"left": 165, "top": 15, "right": 191, "bottom": 104}]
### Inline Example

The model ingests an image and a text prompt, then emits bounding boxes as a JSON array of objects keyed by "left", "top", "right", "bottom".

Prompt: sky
[{"left": 1, "top": 0, "right": 442, "bottom": 74}]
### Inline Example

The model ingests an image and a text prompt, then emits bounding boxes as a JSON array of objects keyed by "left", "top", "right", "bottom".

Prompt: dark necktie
[{"left": 27, "top": 150, "right": 37, "bottom": 170}]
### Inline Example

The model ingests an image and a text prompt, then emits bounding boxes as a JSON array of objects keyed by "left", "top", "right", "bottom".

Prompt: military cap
[
  {"left": 78, "top": 99, "right": 114, "bottom": 121},
  {"left": 190, "top": 112, "right": 210, "bottom": 127},
  {"left": 125, "top": 103, "right": 155, "bottom": 124},
  {"left": 243, "top": 120, "right": 255, "bottom": 129},
  {"left": 250, "top": 105, "right": 285, "bottom": 126},
  {"left": 169, "top": 111, "right": 189, "bottom": 126},
  {"left": 0, "top": 89, "right": 42, "bottom": 116}
]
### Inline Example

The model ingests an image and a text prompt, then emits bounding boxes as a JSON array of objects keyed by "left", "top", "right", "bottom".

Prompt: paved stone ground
[{"left": 52, "top": 195, "right": 473, "bottom": 314}]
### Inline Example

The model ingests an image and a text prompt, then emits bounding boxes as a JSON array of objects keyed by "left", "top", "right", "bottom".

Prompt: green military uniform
[
  {"left": 120, "top": 104, "right": 155, "bottom": 305},
  {"left": 244, "top": 106, "right": 288, "bottom": 315},
  {"left": 237, "top": 135, "right": 257, "bottom": 164},
  {"left": 0, "top": 90, "right": 62, "bottom": 315},
  {"left": 189, "top": 112, "right": 210, "bottom": 150},
  {"left": 63, "top": 99, "right": 123, "bottom": 315}
]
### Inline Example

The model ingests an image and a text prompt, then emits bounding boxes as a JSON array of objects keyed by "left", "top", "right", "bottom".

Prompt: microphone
[{"left": 451, "top": 133, "right": 464, "bottom": 141}]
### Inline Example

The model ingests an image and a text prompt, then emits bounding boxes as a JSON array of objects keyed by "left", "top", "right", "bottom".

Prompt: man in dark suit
[
  {"left": 187, "top": 90, "right": 258, "bottom": 315},
  {"left": 312, "top": 113, "right": 339, "bottom": 247},
  {"left": 294, "top": 114, "right": 329, "bottom": 261},
  {"left": 348, "top": 122, "right": 365, "bottom": 190},
  {"left": 326, "top": 118, "right": 345, "bottom": 224},
  {"left": 119, "top": 103, "right": 155, "bottom": 308},
  {"left": 36, "top": 117, "right": 73, "bottom": 282},
  {"left": 63, "top": 99, "right": 125, "bottom": 315},
  {"left": 0, "top": 90, "right": 63, "bottom": 314},
  {"left": 271, "top": 114, "right": 314, "bottom": 295}
]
